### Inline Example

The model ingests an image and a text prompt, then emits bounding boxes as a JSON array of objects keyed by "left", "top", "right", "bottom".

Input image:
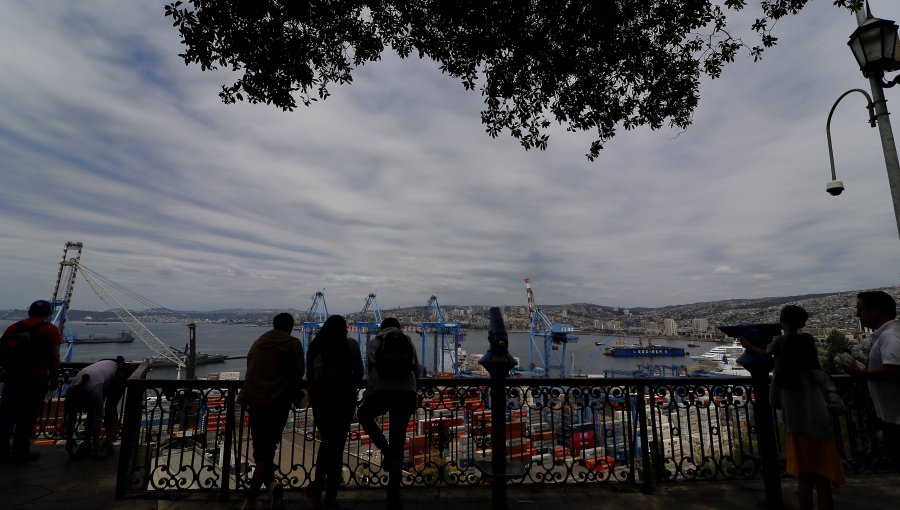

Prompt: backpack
[
  {"left": 310, "top": 338, "right": 351, "bottom": 384},
  {"left": 0, "top": 321, "right": 48, "bottom": 372},
  {"left": 374, "top": 328, "right": 415, "bottom": 382}
]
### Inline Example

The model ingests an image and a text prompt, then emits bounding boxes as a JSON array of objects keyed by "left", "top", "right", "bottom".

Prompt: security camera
[{"left": 826, "top": 180, "right": 844, "bottom": 196}]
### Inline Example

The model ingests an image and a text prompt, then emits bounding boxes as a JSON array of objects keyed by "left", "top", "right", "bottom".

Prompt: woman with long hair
[{"left": 305, "top": 315, "right": 363, "bottom": 510}]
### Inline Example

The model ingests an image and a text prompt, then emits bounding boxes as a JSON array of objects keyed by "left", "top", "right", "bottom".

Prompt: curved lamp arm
[
  {"left": 884, "top": 74, "right": 900, "bottom": 89},
  {"left": 826, "top": 89, "right": 876, "bottom": 182}
]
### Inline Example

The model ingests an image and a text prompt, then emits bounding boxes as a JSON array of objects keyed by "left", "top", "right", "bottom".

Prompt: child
[{"left": 770, "top": 305, "right": 845, "bottom": 510}]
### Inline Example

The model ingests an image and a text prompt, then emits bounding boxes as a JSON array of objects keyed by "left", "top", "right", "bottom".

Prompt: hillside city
[{"left": 4, "top": 286, "right": 896, "bottom": 341}]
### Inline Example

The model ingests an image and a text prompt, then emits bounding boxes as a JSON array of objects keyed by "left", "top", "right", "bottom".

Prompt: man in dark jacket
[
  {"left": 238, "top": 313, "right": 305, "bottom": 507},
  {"left": 0, "top": 300, "right": 62, "bottom": 464}
]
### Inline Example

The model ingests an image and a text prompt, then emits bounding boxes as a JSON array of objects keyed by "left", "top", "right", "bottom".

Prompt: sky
[{"left": 2, "top": 2, "right": 900, "bottom": 314}]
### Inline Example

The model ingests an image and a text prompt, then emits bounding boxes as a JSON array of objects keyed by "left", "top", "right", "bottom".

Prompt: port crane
[
  {"left": 419, "top": 295, "right": 463, "bottom": 375},
  {"left": 50, "top": 242, "right": 83, "bottom": 361},
  {"left": 301, "top": 291, "right": 328, "bottom": 353},
  {"left": 355, "top": 293, "right": 383, "bottom": 373},
  {"left": 47, "top": 242, "right": 190, "bottom": 374},
  {"left": 525, "top": 278, "right": 578, "bottom": 377}
]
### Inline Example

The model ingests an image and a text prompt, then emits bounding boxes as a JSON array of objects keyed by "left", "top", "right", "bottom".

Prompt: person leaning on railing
[
  {"left": 238, "top": 312, "right": 305, "bottom": 509},
  {"left": 357, "top": 317, "right": 421, "bottom": 510},
  {"left": 64, "top": 356, "right": 130, "bottom": 459},
  {"left": 305, "top": 315, "right": 364, "bottom": 510}
]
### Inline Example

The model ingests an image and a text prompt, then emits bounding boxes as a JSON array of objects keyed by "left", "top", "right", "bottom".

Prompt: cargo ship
[
  {"left": 603, "top": 346, "right": 686, "bottom": 357},
  {"left": 148, "top": 352, "right": 229, "bottom": 367},
  {"left": 71, "top": 331, "right": 135, "bottom": 344}
]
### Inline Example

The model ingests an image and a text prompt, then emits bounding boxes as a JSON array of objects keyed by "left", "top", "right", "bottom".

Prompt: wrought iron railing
[
  {"left": 105, "top": 374, "right": 889, "bottom": 500},
  {"left": 33, "top": 362, "right": 94, "bottom": 441},
  {"left": 21, "top": 369, "right": 884, "bottom": 497}
]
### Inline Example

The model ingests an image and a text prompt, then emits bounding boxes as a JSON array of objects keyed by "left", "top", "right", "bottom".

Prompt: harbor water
[{"left": 1, "top": 320, "right": 721, "bottom": 379}]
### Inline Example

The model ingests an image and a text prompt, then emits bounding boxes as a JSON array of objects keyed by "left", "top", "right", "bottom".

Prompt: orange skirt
[{"left": 785, "top": 432, "right": 846, "bottom": 485}]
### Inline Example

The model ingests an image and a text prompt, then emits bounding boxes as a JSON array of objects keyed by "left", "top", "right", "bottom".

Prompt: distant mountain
[
  {"left": 1, "top": 287, "right": 895, "bottom": 329},
  {"left": 647, "top": 292, "right": 848, "bottom": 317},
  {"left": 0, "top": 308, "right": 304, "bottom": 322}
]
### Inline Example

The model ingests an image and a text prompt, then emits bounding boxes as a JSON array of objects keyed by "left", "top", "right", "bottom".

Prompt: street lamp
[
  {"left": 827, "top": 5, "right": 900, "bottom": 240},
  {"left": 848, "top": 16, "right": 900, "bottom": 77}
]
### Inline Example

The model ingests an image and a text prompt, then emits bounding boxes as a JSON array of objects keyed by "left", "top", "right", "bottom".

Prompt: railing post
[
  {"left": 489, "top": 366, "right": 509, "bottom": 509},
  {"left": 750, "top": 371, "right": 783, "bottom": 509},
  {"left": 115, "top": 380, "right": 143, "bottom": 499},
  {"left": 635, "top": 382, "right": 654, "bottom": 494},
  {"left": 220, "top": 386, "right": 236, "bottom": 501},
  {"left": 474, "top": 308, "right": 524, "bottom": 510},
  {"left": 186, "top": 323, "right": 197, "bottom": 380}
]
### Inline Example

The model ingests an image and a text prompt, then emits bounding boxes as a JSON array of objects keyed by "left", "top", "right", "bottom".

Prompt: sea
[{"left": 1, "top": 320, "right": 722, "bottom": 380}]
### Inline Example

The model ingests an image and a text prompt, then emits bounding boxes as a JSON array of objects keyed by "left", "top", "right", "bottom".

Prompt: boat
[
  {"left": 148, "top": 352, "right": 229, "bottom": 367},
  {"left": 716, "top": 358, "right": 751, "bottom": 377},
  {"left": 692, "top": 341, "right": 745, "bottom": 362},
  {"left": 594, "top": 341, "right": 604, "bottom": 346},
  {"left": 603, "top": 346, "right": 686, "bottom": 357},
  {"left": 687, "top": 342, "right": 701, "bottom": 347},
  {"left": 70, "top": 331, "right": 135, "bottom": 344}
]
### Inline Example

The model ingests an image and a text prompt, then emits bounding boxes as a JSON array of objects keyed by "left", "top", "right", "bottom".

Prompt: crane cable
[
  {"left": 74, "top": 262, "right": 186, "bottom": 367},
  {"left": 75, "top": 263, "right": 187, "bottom": 321}
]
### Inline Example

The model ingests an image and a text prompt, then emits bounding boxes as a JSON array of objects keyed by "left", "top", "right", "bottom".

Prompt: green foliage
[
  {"left": 821, "top": 329, "right": 853, "bottom": 374},
  {"left": 163, "top": 0, "right": 861, "bottom": 160}
]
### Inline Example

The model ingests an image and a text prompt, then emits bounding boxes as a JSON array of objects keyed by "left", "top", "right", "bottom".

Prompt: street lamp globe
[{"left": 848, "top": 16, "right": 900, "bottom": 77}]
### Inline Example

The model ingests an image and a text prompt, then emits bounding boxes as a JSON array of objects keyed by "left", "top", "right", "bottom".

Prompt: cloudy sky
[{"left": 2, "top": 2, "right": 900, "bottom": 314}]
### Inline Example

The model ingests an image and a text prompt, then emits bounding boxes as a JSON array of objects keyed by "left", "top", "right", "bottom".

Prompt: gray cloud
[{"left": 2, "top": 2, "right": 899, "bottom": 314}]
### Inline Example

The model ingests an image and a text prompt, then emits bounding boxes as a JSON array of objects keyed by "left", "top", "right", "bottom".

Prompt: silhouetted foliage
[
  {"left": 821, "top": 329, "right": 853, "bottom": 374},
  {"left": 164, "top": 0, "right": 863, "bottom": 160}
]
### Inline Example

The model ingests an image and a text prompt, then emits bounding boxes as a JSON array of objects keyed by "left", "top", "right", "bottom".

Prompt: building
[
  {"left": 663, "top": 318, "right": 677, "bottom": 337},
  {"left": 692, "top": 318, "right": 709, "bottom": 333}
]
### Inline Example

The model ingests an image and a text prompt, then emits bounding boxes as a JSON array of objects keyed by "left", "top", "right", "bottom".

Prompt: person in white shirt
[
  {"left": 64, "top": 356, "right": 130, "bottom": 459},
  {"left": 845, "top": 290, "right": 900, "bottom": 470}
]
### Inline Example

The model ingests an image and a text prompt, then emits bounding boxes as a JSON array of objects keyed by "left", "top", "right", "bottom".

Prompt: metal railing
[
  {"left": 102, "top": 374, "right": 889, "bottom": 500},
  {"left": 20, "top": 370, "right": 886, "bottom": 498}
]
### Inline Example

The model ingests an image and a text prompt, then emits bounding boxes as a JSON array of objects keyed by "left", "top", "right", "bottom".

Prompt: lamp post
[{"left": 828, "top": 4, "right": 900, "bottom": 239}]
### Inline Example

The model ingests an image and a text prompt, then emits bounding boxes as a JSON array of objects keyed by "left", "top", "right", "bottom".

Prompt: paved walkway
[{"left": 1, "top": 444, "right": 898, "bottom": 509}]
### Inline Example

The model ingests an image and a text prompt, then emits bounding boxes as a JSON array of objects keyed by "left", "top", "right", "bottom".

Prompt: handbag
[{"left": 817, "top": 371, "right": 847, "bottom": 416}]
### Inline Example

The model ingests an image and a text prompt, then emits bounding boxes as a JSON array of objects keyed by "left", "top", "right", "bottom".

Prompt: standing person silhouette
[
  {"left": 306, "top": 315, "right": 363, "bottom": 510},
  {"left": 358, "top": 317, "right": 420, "bottom": 510},
  {"left": 769, "top": 305, "right": 845, "bottom": 510},
  {"left": 238, "top": 312, "right": 305, "bottom": 509},
  {"left": 844, "top": 290, "right": 900, "bottom": 470},
  {"left": 0, "top": 300, "right": 62, "bottom": 464}
]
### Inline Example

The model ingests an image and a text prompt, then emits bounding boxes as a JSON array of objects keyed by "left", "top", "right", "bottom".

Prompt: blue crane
[
  {"left": 301, "top": 291, "right": 328, "bottom": 353},
  {"left": 419, "top": 295, "right": 464, "bottom": 375},
  {"left": 525, "top": 278, "right": 578, "bottom": 377},
  {"left": 356, "top": 293, "right": 383, "bottom": 374}
]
